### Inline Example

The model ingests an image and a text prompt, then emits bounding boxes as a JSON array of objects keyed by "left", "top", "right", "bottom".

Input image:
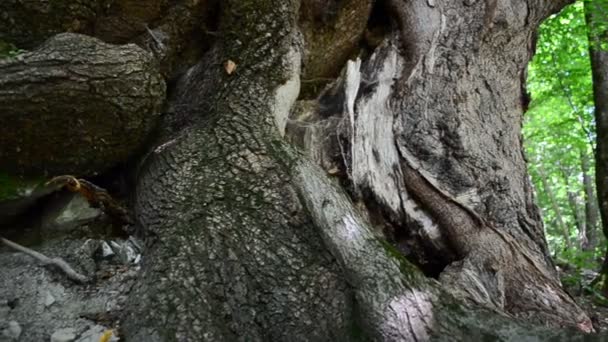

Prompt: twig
[
  {"left": 1, "top": 236, "right": 89, "bottom": 284},
  {"left": 144, "top": 24, "right": 166, "bottom": 51}
]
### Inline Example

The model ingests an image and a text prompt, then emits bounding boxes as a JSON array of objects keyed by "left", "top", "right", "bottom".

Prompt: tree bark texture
[
  {"left": 0, "top": 0, "right": 215, "bottom": 79},
  {"left": 291, "top": 0, "right": 590, "bottom": 328},
  {"left": 585, "top": 0, "right": 608, "bottom": 295},
  {"left": 2, "top": 0, "right": 602, "bottom": 340},
  {"left": 122, "top": 1, "right": 357, "bottom": 340},
  {"left": 0, "top": 33, "right": 165, "bottom": 177},
  {"left": 117, "top": 0, "right": 597, "bottom": 340},
  {"left": 585, "top": 0, "right": 608, "bottom": 245},
  {"left": 0, "top": 0, "right": 105, "bottom": 49}
]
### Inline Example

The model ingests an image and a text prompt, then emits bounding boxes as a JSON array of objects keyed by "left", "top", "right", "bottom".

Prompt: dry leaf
[
  {"left": 224, "top": 60, "right": 237, "bottom": 75},
  {"left": 99, "top": 330, "right": 113, "bottom": 342},
  {"left": 327, "top": 167, "right": 340, "bottom": 175}
]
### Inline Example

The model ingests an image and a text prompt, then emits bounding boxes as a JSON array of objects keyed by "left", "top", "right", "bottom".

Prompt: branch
[{"left": 0, "top": 236, "right": 89, "bottom": 284}]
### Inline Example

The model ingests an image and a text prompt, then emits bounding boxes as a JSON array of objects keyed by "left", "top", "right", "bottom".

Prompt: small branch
[
  {"left": 144, "top": 24, "right": 166, "bottom": 52},
  {"left": 1, "top": 237, "right": 89, "bottom": 284}
]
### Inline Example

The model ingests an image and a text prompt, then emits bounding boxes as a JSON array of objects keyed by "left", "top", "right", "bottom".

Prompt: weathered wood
[{"left": 287, "top": 0, "right": 590, "bottom": 330}]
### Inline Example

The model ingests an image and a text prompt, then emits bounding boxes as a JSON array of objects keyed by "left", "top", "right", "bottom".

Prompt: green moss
[
  {"left": 0, "top": 40, "right": 24, "bottom": 58},
  {"left": 0, "top": 172, "right": 43, "bottom": 201},
  {"left": 379, "top": 239, "right": 424, "bottom": 281}
]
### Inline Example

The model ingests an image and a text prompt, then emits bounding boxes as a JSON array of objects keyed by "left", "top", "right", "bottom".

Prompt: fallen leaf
[{"left": 224, "top": 60, "right": 237, "bottom": 75}]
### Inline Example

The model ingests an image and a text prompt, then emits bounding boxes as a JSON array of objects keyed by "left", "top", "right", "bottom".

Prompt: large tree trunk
[
  {"left": 1, "top": 0, "right": 600, "bottom": 340},
  {"left": 118, "top": 0, "right": 595, "bottom": 340}
]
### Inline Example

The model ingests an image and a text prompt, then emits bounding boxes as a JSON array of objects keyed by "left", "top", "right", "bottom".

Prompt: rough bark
[
  {"left": 290, "top": 0, "right": 588, "bottom": 328},
  {"left": 0, "top": 0, "right": 214, "bottom": 81},
  {"left": 585, "top": 0, "right": 608, "bottom": 296},
  {"left": 116, "top": 0, "right": 599, "bottom": 340},
  {"left": 122, "top": 1, "right": 356, "bottom": 340},
  {"left": 0, "top": 33, "right": 165, "bottom": 177},
  {"left": 2, "top": 0, "right": 601, "bottom": 340}
]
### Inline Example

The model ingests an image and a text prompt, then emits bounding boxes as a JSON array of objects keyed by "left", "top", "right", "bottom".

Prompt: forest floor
[
  {"left": 560, "top": 267, "right": 608, "bottom": 333},
  {"left": 3, "top": 197, "right": 608, "bottom": 338}
]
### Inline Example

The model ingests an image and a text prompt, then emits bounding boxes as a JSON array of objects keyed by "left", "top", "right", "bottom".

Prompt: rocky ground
[
  {"left": 0, "top": 193, "right": 141, "bottom": 342},
  {"left": 3, "top": 192, "right": 608, "bottom": 341},
  {"left": 559, "top": 267, "right": 608, "bottom": 334}
]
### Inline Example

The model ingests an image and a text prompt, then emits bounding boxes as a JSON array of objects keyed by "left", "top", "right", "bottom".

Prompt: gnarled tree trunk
[
  {"left": 1, "top": 0, "right": 600, "bottom": 340},
  {"left": 120, "top": 0, "right": 593, "bottom": 340}
]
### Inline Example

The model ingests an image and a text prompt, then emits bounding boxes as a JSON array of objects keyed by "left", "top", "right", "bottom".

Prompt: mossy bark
[
  {"left": 121, "top": 0, "right": 598, "bottom": 340},
  {"left": 1, "top": 0, "right": 598, "bottom": 340}
]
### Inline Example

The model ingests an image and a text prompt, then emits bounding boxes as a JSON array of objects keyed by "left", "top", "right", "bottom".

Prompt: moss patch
[
  {"left": 0, "top": 172, "right": 43, "bottom": 201},
  {"left": 380, "top": 239, "right": 425, "bottom": 283},
  {"left": 0, "top": 40, "right": 24, "bottom": 58}
]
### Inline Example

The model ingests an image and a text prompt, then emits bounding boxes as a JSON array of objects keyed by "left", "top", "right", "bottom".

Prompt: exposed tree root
[{"left": 0, "top": 236, "right": 89, "bottom": 284}]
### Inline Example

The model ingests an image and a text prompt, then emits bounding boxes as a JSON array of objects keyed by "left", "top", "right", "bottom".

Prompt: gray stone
[
  {"left": 76, "top": 325, "right": 116, "bottom": 342},
  {"left": 100, "top": 241, "right": 114, "bottom": 259},
  {"left": 2, "top": 321, "right": 22, "bottom": 340},
  {"left": 44, "top": 291, "right": 56, "bottom": 307},
  {"left": 50, "top": 328, "right": 77, "bottom": 342},
  {"left": 42, "top": 194, "right": 101, "bottom": 232}
]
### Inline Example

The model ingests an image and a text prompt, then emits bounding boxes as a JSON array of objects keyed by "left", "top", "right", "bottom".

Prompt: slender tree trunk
[
  {"left": 560, "top": 165, "right": 586, "bottom": 250},
  {"left": 581, "top": 150, "right": 600, "bottom": 251},
  {"left": 585, "top": 0, "right": 608, "bottom": 295},
  {"left": 539, "top": 164, "right": 572, "bottom": 249}
]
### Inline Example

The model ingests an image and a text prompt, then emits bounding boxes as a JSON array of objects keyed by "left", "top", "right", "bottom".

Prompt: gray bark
[
  {"left": 0, "top": 33, "right": 165, "bottom": 177},
  {"left": 2, "top": 0, "right": 601, "bottom": 340},
  {"left": 119, "top": 0, "right": 598, "bottom": 340},
  {"left": 122, "top": 2, "right": 355, "bottom": 340},
  {"left": 291, "top": 0, "right": 587, "bottom": 329}
]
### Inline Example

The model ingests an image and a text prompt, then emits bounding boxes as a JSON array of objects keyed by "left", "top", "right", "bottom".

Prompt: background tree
[
  {"left": 584, "top": 0, "right": 608, "bottom": 295},
  {"left": 525, "top": 0, "right": 600, "bottom": 268}
]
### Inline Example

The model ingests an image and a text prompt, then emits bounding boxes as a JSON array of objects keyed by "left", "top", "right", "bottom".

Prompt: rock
[
  {"left": 76, "top": 326, "right": 116, "bottom": 342},
  {"left": 100, "top": 241, "right": 115, "bottom": 259},
  {"left": 0, "top": 33, "right": 166, "bottom": 177},
  {"left": 41, "top": 193, "right": 101, "bottom": 232},
  {"left": 44, "top": 291, "right": 56, "bottom": 308},
  {"left": 0, "top": 238, "right": 136, "bottom": 341},
  {"left": 50, "top": 328, "right": 77, "bottom": 342},
  {"left": 1, "top": 321, "right": 22, "bottom": 340},
  {"left": 110, "top": 238, "right": 142, "bottom": 264}
]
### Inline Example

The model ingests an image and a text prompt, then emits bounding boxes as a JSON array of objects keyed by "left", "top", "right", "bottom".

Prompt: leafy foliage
[{"left": 525, "top": 1, "right": 601, "bottom": 267}]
